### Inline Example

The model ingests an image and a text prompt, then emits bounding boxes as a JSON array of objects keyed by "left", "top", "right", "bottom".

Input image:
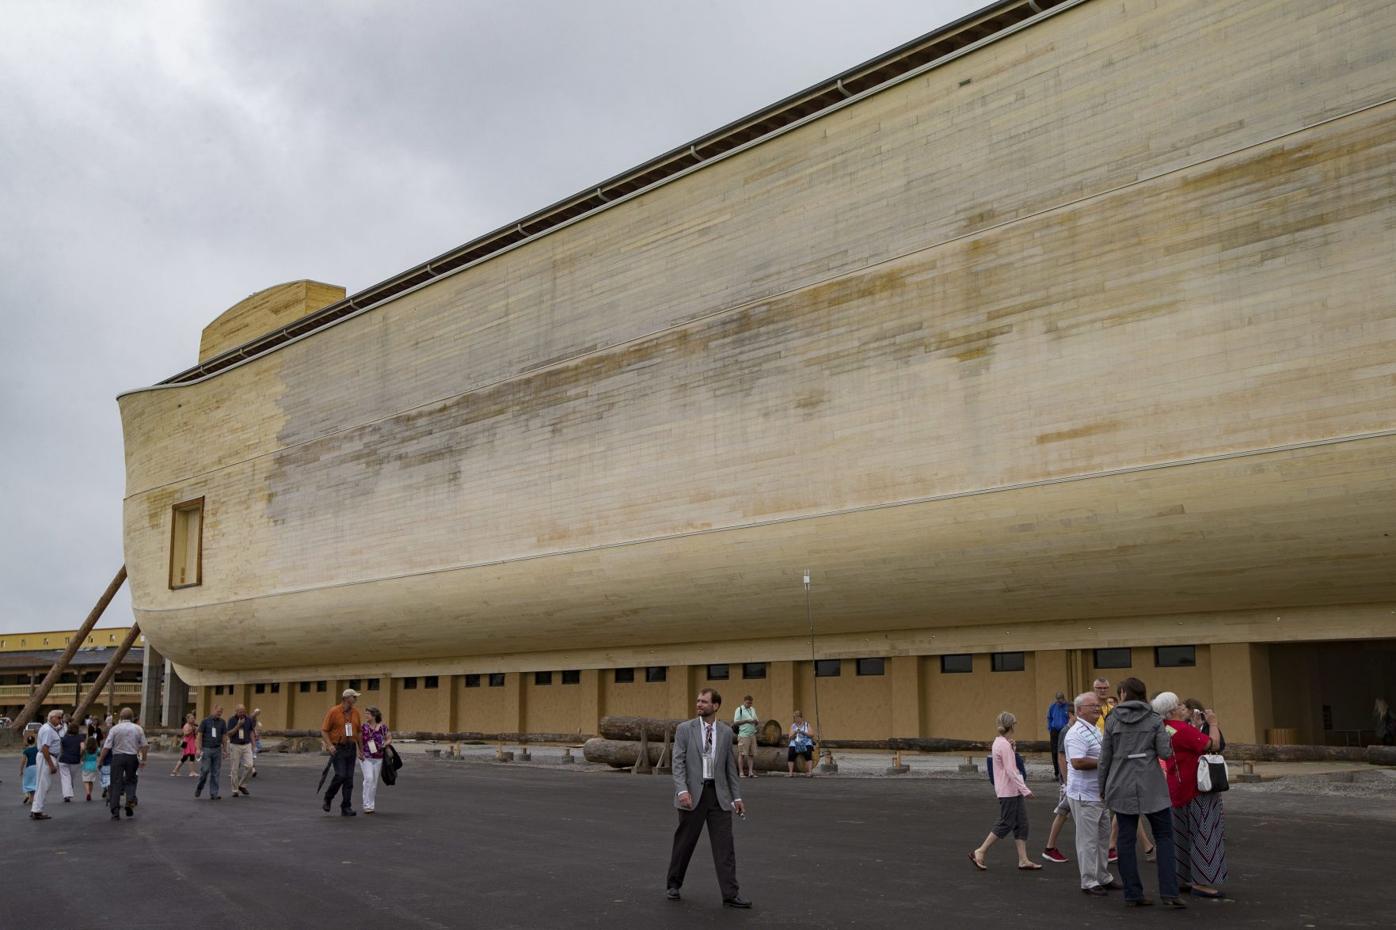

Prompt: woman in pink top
[
  {"left": 970, "top": 712, "right": 1041, "bottom": 871},
  {"left": 170, "top": 713, "right": 198, "bottom": 777}
]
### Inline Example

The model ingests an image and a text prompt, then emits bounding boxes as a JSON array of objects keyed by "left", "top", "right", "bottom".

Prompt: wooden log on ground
[
  {"left": 584, "top": 737, "right": 790, "bottom": 771},
  {"left": 599, "top": 715, "right": 783, "bottom": 745}
]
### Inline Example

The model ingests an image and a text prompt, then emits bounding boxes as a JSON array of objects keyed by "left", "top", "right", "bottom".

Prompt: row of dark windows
[
  {"left": 205, "top": 648, "right": 1199, "bottom": 695},
  {"left": 1092, "top": 646, "right": 1196, "bottom": 669},
  {"left": 937, "top": 646, "right": 1197, "bottom": 674}
]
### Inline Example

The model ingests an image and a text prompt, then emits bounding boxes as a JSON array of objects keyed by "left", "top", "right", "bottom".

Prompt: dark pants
[
  {"left": 110, "top": 753, "right": 139, "bottom": 813},
  {"left": 325, "top": 743, "right": 356, "bottom": 811},
  {"left": 666, "top": 781, "right": 739, "bottom": 899},
  {"left": 1049, "top": 728, "right": 1063, "bottom": 781},
  {"left": 1116, "top": 808, "right": 1179, "bottom": 902}
]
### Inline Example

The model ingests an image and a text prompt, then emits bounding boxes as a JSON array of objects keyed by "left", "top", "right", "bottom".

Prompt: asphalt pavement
[{"left": 2, "top": 751, "right": 1393, "bottom": 929}]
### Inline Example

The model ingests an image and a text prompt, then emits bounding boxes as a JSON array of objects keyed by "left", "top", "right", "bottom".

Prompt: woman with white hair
[{"left": 1153, "top": 691, "right": 1226, "bottom": 899}]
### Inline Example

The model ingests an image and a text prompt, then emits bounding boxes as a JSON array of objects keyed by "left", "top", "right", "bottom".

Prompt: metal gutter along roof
[{"left": 147, "top": 0, "right": 1078, "bottom": 390}]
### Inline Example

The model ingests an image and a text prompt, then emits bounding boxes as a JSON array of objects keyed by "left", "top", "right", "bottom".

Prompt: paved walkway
[{"left": 3, "top": 749, "right": 1393, "bottom": 928}]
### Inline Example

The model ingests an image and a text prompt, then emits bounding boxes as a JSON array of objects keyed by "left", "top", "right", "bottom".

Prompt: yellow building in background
[
  {"left": 0, "top": 628, "right": 146, "bottom": 721},
  {"left": 118, "top": 0, "right": 1396, "bottom": 745}
]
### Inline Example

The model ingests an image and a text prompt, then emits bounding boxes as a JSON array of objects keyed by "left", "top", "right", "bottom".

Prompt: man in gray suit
[{"left": 666, "top": 688, "right": 751, "bottom": 908}]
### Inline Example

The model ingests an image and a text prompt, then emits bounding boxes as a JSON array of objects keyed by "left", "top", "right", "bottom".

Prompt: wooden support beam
[
  {"left": 72, "top": 625, "right": 142, "bottom": 724},
  {"left": 9, "top": 565, "right": 126, "bottom": 730}
]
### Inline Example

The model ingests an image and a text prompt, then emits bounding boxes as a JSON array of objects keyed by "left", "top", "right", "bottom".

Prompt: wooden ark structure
[{"left": 119, "top": 0, "right": 1396, "bottom": 743}]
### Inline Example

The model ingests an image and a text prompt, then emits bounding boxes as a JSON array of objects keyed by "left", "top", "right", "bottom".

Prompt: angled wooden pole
[
  {"left": 72, "top": 624, "right": 142, "bottom": 723},
  {"left": 8, "top": 565, "right": 127, "bottom": 730}
]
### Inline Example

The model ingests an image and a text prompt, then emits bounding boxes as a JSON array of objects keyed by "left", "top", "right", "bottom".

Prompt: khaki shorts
[{"left": 737, "top": 734, "right": 756, "bottom": 757}]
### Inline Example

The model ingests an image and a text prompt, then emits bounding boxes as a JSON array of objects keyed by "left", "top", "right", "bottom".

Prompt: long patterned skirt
[{"left": 1173, "top": 793, "right": 1228, "bottom": 886}]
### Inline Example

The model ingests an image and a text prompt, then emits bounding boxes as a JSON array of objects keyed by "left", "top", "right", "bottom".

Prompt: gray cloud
[{"left": 0, "top": 0, "right": 982, "bottom": 634}]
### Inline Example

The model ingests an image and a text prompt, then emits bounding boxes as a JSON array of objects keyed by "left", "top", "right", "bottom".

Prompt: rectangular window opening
[
  {"left": 644, "top": 666, "right": 667, "bottom": 683},
  {"left": 991, "top": 652, "right": 1025, "bottom": 672},
  {"left": 403, "top": 677, "right": 418, "bottom": 690},
  {"left": 814, "top": 659, "right": 841, "bottom": 678},
  {"left": 487, "top": 673, "right": 505, "bottom": 687},
  {"left": 561, "top": 670, "right": 580, "bottom": 685},
  {"left": 940, "top": 654, "right": 972, "bottom": 674},
  {"left": 742, "top": 662, "right": 767, "bottom": 680},
  {"left": 855, "top": 657, "right": 885, "bottom": 676},
  {"left": 465, "top": 674, "right": 481, "bottom": 688},
  {"left": 614, "top": 668, "right": 635, "bottom": 684},
  {"left": 366, "top": 678, "right": 380, "bottom": 691},
  {"left": 424, "top": 675, "right": 439, "bottom": 689},
  {"left": 1154, "top": 645, "right": 1196, "bottom": 668},
  {"left": 706, "top": 664, "right": 729, "bottom": 680},
  {"left": 298, "top": 681, "right": 310, "bottom": 693},
  {"left": 168, "top": 497, "right": 205, "bottom": 589},
  {"left": 534, "top": 671, "right": 553, "bottom": 686},
  {"left": 1093, "top": 648, "right": 1132, "bottom": 669}
]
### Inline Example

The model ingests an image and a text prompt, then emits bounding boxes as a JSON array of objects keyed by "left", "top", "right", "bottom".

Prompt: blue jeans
[
  {"left": 197, "top": 747, "right": 222, "bottom": 798},
  {"left": 1115, "top": 808, "right": 1179, "bottom": 901}
]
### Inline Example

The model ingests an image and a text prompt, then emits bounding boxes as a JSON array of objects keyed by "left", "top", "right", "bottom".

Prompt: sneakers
[
  {"left": 30, "top": 812, "right": 52, "bottom": 820},
  {"left": 1107, "top": 847, "right": 1119, "bottom": 863},
  {"left": 1042, "top": 848, "right": 1069, "bottom": 864},
  {"left": 124, "top": 805, "right": 134, "bottom": 818}
]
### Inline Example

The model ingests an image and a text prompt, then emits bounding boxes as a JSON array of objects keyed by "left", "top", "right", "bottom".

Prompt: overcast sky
[{"left": 0, "top": 0, "right": 984, "bottom": 636}]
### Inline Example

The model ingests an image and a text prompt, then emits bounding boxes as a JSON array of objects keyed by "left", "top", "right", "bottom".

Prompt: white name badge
[
  {"left": 344, "top": 723, "right": 352, "bottom": 737},
  {"left": 367, "top": 740, "right": 377, "bottom": 753},
  {"left": 211, "top": 728, "right": 218, "bottom": 739}
]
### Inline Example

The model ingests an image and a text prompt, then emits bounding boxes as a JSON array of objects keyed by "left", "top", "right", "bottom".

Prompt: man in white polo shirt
[
  {"left": 1065, "top": 691, "right": 1116, "bottom": 896},
  {"left": 30, "top": 709, "right": 64, "bottom": 820}
]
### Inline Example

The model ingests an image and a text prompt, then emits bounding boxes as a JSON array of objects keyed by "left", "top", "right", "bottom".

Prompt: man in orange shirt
[{"left": 321, "top": 688, "right": 363, "bottom": 816}]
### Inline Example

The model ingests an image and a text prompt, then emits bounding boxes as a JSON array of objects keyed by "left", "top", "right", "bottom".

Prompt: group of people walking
[
  {"left": 23, "top": 706, "right": 149, "bottom": 822},
  {"left": 973, "top": 676, "right": 1230, "bottom": 908}
]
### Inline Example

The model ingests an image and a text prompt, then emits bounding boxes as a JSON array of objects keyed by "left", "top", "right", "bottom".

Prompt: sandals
[
  {"left": 1190, "top": 888, "right": 1225, "bottom": 899},
  {"left": 968, "top": 852, "right": 987, "bottom": 871},
  {"left": 1017, "top": 863, "right": 1044, "bottom": 871}
]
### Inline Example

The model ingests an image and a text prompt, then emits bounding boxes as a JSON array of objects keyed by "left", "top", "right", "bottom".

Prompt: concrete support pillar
[
  {"left": 139, "top": 644, "right": 166, "bottom": 728},
  {"left": 447, "top": 675, "right": 461, "bottom": 733},
  {"left": 579, "top": 669, "right": 603, "bottom": 735},
  {"left": 1033, "top": 649, "right": 1071, "bottom": 742},
  {"left": 284, "top": 680, "right": 297, "bottom": 731},
  {"left": 379, "top": 675, "right": 395, "bottom": 732},
  {"left": 769, "top": 661, "right": 796, "bottom": 731},
  {"left": 505, "top": 673, "right": 524, "bottom": 734},
  {"left": 160, "top": 658, "right": 189, "bottom": 728},
  {"left": 1210, "top": 643, "right": 1274, "bottom": 744},
  {"left": 889, "top": 655, "right": 922, "bottom": 739},
  {"left": 666, "top": 665, "right": 693, "bottom": 718}
]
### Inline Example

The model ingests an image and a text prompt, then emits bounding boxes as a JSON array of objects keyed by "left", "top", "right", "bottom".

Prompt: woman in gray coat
[{"left": 1098, "top": 677, "right": 1185, "bottom": 908}]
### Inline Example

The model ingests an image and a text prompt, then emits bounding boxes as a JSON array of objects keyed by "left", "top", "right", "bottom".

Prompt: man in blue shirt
[{"left": 1047, "top": 692, "right": 1071, "bottom": 783}]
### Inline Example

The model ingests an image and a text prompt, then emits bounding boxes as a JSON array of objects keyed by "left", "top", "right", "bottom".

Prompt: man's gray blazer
[{"left": 671, "top": 717, "right": 741, "bottom": 811}]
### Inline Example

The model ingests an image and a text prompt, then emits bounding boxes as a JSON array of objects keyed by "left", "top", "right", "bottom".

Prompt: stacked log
[{"left": 586, "top": 715, "right": 797, "bottom": 771}]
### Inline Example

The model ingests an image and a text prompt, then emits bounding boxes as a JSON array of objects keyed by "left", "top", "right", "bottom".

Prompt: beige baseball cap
[{"left": 341, "top": 688, "right": 360, "bottom": 698}]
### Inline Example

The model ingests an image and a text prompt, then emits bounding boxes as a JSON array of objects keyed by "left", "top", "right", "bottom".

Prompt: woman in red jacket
[{"left": 1152, "top": 692, "right": 1226, "bottom": 899}]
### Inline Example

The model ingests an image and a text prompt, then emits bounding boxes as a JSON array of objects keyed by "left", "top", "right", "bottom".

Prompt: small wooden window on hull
[{"left": 169, "top": 498, "right": 204, "bottom": 589}]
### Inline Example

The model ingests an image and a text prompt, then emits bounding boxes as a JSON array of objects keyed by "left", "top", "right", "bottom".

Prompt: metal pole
[{"left": 9, "top": 565, "right": 126, "bottom": 730}]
